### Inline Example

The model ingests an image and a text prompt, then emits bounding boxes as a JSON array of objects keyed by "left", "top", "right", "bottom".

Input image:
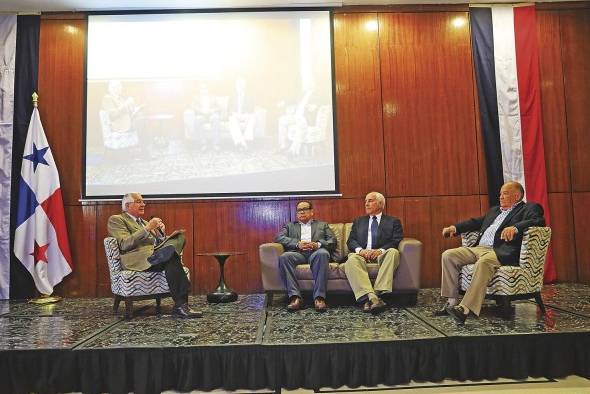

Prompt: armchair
[
  {"left": 458, "top": 226, "right": 552, "bottom": 315},
  {"left": 104, "top": 237, "right": 190, "bottom": 318}
]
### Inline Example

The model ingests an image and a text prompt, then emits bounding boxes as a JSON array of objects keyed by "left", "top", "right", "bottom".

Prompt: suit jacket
[
  {"left": 454, "top": 201, "right": 545, "bottom": 266},
  {"left": 274, "top": 220, "right": 336, "bottom": 255},
  {"left": 347, "top": 214, "right": 403, "bottom": 252},
  {"left": 107, "top": 212, "right": 157, "bottom": 271}
]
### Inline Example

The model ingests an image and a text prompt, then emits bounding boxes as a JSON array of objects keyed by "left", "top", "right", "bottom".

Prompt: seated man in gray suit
[
  {"left": 274, "top": 201, "right": 336, "bottom": 312},
  {"left": 437, "top": 181, "right": 545, "bottom": 325},
  {"left": 107, "top": 192, "right": 201, "bottom": 318},
  {"left": 345, "top": 192, "right": 403, "bottom": 315}
]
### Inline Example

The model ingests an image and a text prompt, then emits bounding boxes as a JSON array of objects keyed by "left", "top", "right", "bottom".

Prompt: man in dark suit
[
  {"left": 437, "top": 181, "right": 545, "bottom": 324},
  {"left": 344, "top": 192, "right": 404, "bottom": 314},
  {"left": 275, "top": 201, "right": 336, "bottom": 312},
  {"left": 107, "top": 192, "right": 201, "bottom": 318}
]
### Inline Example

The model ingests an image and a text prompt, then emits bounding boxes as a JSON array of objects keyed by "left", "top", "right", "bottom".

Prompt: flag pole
[{"left": 27, "top": 92, "right": 63, "bottom": 305}]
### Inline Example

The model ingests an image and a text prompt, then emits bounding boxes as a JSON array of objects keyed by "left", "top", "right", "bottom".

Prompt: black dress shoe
[
  {"left": 433, "top": 303, "right": 451, "bottom": 317},
  {"left": 446, "top": 305, "right": 468, "bottom": 325},
  {"left": 361, "top": 301, "right": 372, "bottom": 313},
  {"left": 370, "top": 298, "right": 387, "bottom": 315},
  {"left": 287, "top": 296, "right": 302, "bottom": 312},
  {"left": 173, "top": 303, "right": 203, "bottom": 319}
]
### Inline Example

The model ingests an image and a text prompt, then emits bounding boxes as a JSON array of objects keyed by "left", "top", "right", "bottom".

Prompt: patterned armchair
[
  {"left": 458, "top": 227, "right": 552, "bottom": 315},
  {"left": 104, "top": 237, "right": 190, "bottom": 318}
]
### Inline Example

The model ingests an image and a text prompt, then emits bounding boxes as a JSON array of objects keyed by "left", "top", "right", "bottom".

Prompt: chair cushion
[
  {"left": 295, "top": 262, "right": 380, "bottom": 281},
  {"left": 328, "top": 223, "right": 345, "bottom": 263},
  {"left": 459, "top": 264, "right": 541, "bottom": 295}
]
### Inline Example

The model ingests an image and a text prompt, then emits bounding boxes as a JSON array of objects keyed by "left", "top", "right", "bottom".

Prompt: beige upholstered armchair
[
  {"left": 459, "top": 226, "right": 552, "bottom": 315},
  {"left": 260, "top": 223, "right": 422, "bottom": 305}
]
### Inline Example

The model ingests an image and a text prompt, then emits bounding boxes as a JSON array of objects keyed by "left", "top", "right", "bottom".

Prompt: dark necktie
[
  {"left": 370, "top": 216, "right": 378, "bottom": 248},
  {"left": 136, "top": 218, "right": 143, "bottom": 226}
]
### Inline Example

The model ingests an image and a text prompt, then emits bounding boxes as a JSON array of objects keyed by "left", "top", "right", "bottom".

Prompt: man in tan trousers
[
  {"left": 344, "top": 192, "right": 403, "bottom": 314},
  {"left": 437, "top": 181, "right": 545, "bottom": 325}
]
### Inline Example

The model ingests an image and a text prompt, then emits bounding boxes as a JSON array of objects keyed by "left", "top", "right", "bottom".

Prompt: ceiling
[{"left": 0, "top": 0, "right": 581, "bottom": 13}]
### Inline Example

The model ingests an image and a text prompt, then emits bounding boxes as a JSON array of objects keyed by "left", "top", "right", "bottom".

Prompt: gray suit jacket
[
  {"left": 107, "top": 212, "right": 156, "bottom": 271},
  {"left": 274, "top": 220, "right": 336, "bottom": 256}
]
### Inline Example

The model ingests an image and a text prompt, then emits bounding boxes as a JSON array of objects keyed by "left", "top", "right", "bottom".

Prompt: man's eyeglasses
[
  {"left": 296, "top": 207, "right": 311, "bottom": 213},
  {"left": 133, "top": 199, "right": 145, "bottom": 204}
]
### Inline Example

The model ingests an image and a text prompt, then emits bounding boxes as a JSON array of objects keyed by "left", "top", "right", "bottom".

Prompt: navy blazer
[
  {"left": 274, "top": 220, "right": 336, "bottom": 255},
  {"left": 347, "top": 214, "right": 403, "bottom": 252},
  {"left": 454, "top": 201, "right": 545, "bottom": 266}
]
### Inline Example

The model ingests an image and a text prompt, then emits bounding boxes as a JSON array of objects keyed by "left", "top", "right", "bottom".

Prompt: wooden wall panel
[
  {"left": 548, "top": 193, "right": 577, "bottom": 282},
  {"left": 379, "top": 12, "right": 479, "bottom": 197},
  {"left": 34, "top": 6, "right": 590, "bottom": 297},
  {"left": 561, "top": 10, "right": 590, "bottom": 192},
  {"left": 538, "top": 11, "right": 571, "bottom": 193},
  {"left": 55, "top": 205, "right": 97, "bottom": 297},
  {"left": 572, "top": 193, "right": 590, "bottom": 283},
  {"left": 193, "top": 200, "right": 290, "bottom": 295},
  {"left": 333, "top": 13, "right": 386, "bottom": 198},
  {"left": 38, "top": 18, "right": 86, "bottom": 205}
]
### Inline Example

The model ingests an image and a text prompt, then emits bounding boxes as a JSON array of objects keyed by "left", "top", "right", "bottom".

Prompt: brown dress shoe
[
  {"left": 362, "top": 301, "right": 372, "bottom": 313},
  {"left": 287, "top": 296, "right": 302, "bottom": 312},
  {"left": 370, "top": 298, "right": 387, "bottom": 315},
  {"left": 314, "top": 297, "right": 327, "bottom": 312}
]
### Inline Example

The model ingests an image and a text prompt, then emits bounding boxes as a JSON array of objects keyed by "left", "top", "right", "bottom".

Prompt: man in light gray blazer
[{"left": 275, "top": 201, "right": 336, "bottom": 312}]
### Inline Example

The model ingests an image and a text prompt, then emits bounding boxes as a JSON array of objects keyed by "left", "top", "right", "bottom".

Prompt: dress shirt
[
  {"left": 299, "top": 221, "right": 321, "bottom": 249},
  {"left": 355, "top": 213, "right": 385, "bottom": 254},
  {"left": 478, "top": 201, "right": 521, "bottom": 247}
]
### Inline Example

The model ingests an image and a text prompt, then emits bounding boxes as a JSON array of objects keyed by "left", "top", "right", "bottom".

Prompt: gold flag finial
[{"left": 32, "top": 92, "right": 39, "bottom": 107}]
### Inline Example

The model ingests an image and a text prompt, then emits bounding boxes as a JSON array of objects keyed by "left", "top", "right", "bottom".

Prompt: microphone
[{"left": 149, "top": 215, "right": 166, "bottom": 238}]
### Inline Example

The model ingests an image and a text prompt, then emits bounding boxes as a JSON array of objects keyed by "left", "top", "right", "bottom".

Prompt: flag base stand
[{"left": 28, "top": 295, "right": 63, "bottom": 305}]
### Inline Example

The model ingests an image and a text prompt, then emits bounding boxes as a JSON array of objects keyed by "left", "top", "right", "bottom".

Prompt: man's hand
[
  {"left": 442, "top": 225, "right": 457, "bottom": 238},
  {"left": 146, "top": 217, "right": 165, "bottom": 233},
  {"left": 359, "top": 249, "right": 382, "bottom": 261},
  {"left": 297, "top": 241, "right": 317, "bottom": 251},
  {"left": 500, "top": 226, "right": 518, "bottom": 242}
]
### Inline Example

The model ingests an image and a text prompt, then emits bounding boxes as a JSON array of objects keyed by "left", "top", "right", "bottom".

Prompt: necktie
[
  {"left": 136, "top": 218, "right": 143, "bottom": 226},
  {"left": 370, "top": 216, "right": 378, "bottom": 248}
]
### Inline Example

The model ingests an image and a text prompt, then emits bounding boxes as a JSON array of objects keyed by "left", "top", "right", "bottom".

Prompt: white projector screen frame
[{"left": 83, "top": 9, "right": 338, "bottom": 199}]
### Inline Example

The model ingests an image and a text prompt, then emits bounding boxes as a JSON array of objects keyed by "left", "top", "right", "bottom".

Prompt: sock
[
  {"left": 368, "top": 292, "right": 379, "bottom": 303},
  {"left": 459, "top": 304, "right": 470, "bottom": 315}
]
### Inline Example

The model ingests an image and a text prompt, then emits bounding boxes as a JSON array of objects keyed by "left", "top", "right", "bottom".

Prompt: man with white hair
[
  {"left": 107, "top": 192, "right": 201, "bottom": 318},
  {"left": 344, "top": 192, "right": 403, "bottom": 314}
]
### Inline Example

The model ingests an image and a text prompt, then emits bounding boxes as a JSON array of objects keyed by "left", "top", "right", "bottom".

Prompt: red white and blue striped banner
[{"left": 470, "top": 4, "right": 555, "bottom": 282}]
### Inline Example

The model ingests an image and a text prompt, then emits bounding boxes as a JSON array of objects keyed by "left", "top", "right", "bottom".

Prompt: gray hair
[
  {"left": 121, "top": 193, "right": 136, "bottom": 212},
  {"left": 367, "top": 191, "right": 386, "bottom": 210}
]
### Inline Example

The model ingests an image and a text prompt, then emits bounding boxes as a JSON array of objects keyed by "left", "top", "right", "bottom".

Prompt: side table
[{"left": 197, "top": 252, "right": 244, "bottom": 303}]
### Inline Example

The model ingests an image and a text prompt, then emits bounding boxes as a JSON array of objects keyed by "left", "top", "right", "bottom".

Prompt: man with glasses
[
  {"left": 107, "top": 192, "right": 201, "bottom": 318},
  {"left": 274, "top": 201, "right": 336, "bottom": 312},
  {"left": 344, "top": 192, "right": 403, "bottom": 315}
]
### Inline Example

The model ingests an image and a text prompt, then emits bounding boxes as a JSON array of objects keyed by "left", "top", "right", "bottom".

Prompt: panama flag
[
  {"left": 470, "top": 4, "right": 555, "bottom": 282},
  {"left": 13, "top": 106, "right": 72, "bottom": 295}
]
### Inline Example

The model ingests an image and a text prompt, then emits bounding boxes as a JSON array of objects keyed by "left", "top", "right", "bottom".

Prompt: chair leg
[
  {"left": 534, "top": 292, "right": 546, "bottom": 315},
  {"left": 498, "top": 296, "right": 512, "bottom": 319},
  {"left": 125, "top": 299, "right": 133, "bottom": 319},
  {"left": 155, "top": 296, "right": 162, "bottom": 314},
  {"left": 113, "top": 295, "right": 122, "bottom": 313}
]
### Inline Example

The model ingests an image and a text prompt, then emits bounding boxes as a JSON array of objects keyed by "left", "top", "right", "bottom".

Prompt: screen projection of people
[{"left": 84, "top": 11, "right": 336, "bottom": 198}]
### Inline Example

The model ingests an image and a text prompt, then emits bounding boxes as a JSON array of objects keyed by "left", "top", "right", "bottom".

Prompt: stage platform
[{"left": 1, "top": 284, "right": 590, "bottom": 394}]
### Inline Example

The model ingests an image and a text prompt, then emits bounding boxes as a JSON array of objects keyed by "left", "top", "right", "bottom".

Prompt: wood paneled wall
[{"left": 36, "top": 4, "right": 590, "bottom": 297}]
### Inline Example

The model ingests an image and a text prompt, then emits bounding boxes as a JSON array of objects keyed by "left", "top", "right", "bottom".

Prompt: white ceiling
[{"left": 0, "top": 0, "right": 581, "bottom": 13}]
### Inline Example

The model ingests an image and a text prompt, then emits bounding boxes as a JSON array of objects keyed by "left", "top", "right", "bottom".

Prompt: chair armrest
[
  {"left": 394, "top": 238, "right": 422, "bottom": 290},
  {"left": 519, "top": 226, "right": 552, "bottom": 272},
  {"left": 461, "top": 231, "right": 481, "bottom": 247},
  {"left": 259, "top": 243, "right": 285, "bottom": 291}
]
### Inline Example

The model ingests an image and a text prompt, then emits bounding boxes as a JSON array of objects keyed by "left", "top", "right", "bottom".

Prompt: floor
[{"left": 1, "top": 283, "right": 590, "bottom": 393}]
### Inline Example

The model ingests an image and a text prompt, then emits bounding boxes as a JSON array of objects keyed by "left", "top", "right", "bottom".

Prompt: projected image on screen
[{"left": 85, "top": 11, "right": 336, "bottom": 198}]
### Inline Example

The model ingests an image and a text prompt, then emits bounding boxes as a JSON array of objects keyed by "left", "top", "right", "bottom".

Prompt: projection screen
[{"left": 84, "top": 11, "right": 337, "bottom": 198}]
